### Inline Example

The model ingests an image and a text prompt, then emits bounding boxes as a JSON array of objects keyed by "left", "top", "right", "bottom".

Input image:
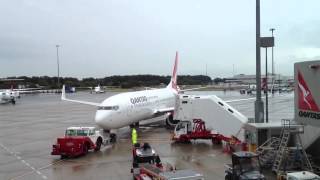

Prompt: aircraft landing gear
[
  {"left": 11, "top": 99, "right": 15, "bottom": 105},
  {"left": 110, "top": 133, "right": 117, "bottom": 143},
  {"left": 130, "top": 122, "right": 140, "bottom": 129}
]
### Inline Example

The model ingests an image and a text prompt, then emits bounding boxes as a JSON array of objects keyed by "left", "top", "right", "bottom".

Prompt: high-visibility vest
[{"left": 132, "top": 128, "right": 137, "bottom": 144}]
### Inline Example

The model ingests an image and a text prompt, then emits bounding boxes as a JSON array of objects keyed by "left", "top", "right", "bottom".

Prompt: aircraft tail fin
[
  {"left": 61, "top": 85, "right": 66, "bottom": 100},
  {"left": 297, "top": 71, "right": 319, "bottom": 111},
  {"left": 167, "top": 51, "right": 179, "bottom": 91}
]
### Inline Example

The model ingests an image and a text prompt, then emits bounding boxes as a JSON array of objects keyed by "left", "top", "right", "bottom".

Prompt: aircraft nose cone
[
  {"left": 95, "top": 111, "right": 106, "bottom": 125},
  {"left": 95, "top": 110, "right": 112, "bottom": 129}
]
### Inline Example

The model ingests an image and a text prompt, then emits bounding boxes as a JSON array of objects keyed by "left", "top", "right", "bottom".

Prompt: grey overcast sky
[{"left": 1, "top": 0, "right": 320, "bottom": 78}]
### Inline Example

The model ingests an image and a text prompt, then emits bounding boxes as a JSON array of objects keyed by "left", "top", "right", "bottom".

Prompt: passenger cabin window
[{"left": 98, "top": 106, "right": 119, "bottom": 110}]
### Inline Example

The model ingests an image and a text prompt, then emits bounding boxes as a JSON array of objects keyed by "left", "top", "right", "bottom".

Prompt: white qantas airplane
[{"left": 62, "top": 52, "right": 181, "bottom": 138}]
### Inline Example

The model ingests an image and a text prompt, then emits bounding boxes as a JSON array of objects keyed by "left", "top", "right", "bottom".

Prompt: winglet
[
  {"left": 61, "top": 85, "right": 66, "bottom": 100},
  {"left": 167, "top": 51, "right": 179, "bottom": 91}
]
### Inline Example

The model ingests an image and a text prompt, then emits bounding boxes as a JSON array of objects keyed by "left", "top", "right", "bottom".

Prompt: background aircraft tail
[{"left": 167, "top": 51, "right": 179, "bottom": 91}]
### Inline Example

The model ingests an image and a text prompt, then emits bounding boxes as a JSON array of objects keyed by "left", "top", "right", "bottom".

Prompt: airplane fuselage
[
  {"left": 94, "top": 87, "right": 177, "bottom": 129},
  {"left": 62, "top": 52, "right": 180, "bottom": 130},
  {"left": 0, "top": 90, "right": 16, "bottom": 104}
]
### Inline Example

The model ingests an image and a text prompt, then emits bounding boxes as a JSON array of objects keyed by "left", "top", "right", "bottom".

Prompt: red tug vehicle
[{"left": 51, "top": 127, "right": 109, "bottom": 158}]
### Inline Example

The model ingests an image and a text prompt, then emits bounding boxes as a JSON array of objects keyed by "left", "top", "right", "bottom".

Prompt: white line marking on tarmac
[{"left": 0, "top": 142, "right": 48, "bottom": 180}]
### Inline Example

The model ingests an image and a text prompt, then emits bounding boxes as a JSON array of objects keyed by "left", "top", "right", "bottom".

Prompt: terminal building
[{"left": 228, "top": 73, "right": 294, "bottom": 85}]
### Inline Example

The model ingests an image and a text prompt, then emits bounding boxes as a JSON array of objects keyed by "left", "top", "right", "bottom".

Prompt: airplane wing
[
  {"left": 61, "top": 85, "right": 100, "bottom": 106},
  {"left": 153, "top": 107, "right": 175, "bottom": 116}
]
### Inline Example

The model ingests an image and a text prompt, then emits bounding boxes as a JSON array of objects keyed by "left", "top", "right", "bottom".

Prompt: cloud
[{"left": 1, "top": 0, "right": 320, "bottom": 78}]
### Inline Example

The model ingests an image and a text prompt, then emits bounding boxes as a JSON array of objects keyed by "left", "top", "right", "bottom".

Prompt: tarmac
[{"left": 0, "top": 91, "right": 294, "bottom": 180}]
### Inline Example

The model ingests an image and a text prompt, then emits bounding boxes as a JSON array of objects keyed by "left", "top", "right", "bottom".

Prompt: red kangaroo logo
[{"left": 298, "top": 71, "right": 319, "bottom": 111}]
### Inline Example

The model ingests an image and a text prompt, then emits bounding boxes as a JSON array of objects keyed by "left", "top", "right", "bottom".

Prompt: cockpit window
[{"left": 98, "top": 106, "right": 119, "bottom": 110}]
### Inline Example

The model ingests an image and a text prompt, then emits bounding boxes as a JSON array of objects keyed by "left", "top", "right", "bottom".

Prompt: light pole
[
  {"left": 265, "top": 47, "right": 268, "bottom": 123},
  {"left": 270, "top": 28, "right": 275, "bottom": 94},
  {"left": 255, "top": 0, "right": 264, "bottom": 123},
  {"left": 261, "top": 37, "right": 274, "bottom": 123},
  {"left": 232, "top": 64, "right": 235, "bottom": 77},
  {"left": 56, "top": 45, "right": 60, "bottom": 89},
  {"left": 205, "top": 63, "right": 208, "bottom": 76}
]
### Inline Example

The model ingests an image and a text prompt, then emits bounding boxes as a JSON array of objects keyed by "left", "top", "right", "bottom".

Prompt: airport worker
[{"left": 131, "top": 127, "right": 137, "bottom": 145}]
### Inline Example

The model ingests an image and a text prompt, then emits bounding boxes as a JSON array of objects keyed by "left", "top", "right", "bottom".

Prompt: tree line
[{"left": 1, "top": 75, "right": 215, "bottom": 89}]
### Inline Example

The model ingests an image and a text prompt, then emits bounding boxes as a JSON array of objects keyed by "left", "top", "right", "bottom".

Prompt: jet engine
[{"left": 165, "top": 112, "right": 180, "bottom": 127}]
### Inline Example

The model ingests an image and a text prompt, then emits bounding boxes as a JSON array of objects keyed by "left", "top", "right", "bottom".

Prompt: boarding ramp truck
[
  {"left": 174, "top": 94, "right": 248, "bottom": 142},
  {"left": 294, "top": 61, "right": 320, "bottom": 148}
]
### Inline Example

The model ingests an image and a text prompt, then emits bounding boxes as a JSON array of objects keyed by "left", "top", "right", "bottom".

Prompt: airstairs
[
  {"left": 256, "top": 119, "right": 313, "bottom": 175},
  {"left": 174, "top": 94, "right": 248, "bottom": 142},
  {"left": 256, "top": 137, "right": 280, "bottom": 168}
]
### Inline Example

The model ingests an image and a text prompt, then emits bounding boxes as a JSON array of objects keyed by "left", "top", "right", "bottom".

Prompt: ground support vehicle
[
  {"left": 51, "top": 126, "right": 110, "bottom": 158},
  {"left": 172, "top": 119, "right": 244, "bottom": 151},
  {"left": 285, "top": 171, "right": 320, "bottom": 180},
  {"left": 172, "top": 119, "right": 222, "bottom": 143},
  {"left": 132, "top": 142, "right": 158, "bottom": 167},
  {"left": 135, "top": 165, "right": 204, "bottom": 180},
  {"left": 131, "top": 142, "right": 204, "bottom": 180},
  {"left": 225, "top": 151, "right": 266, "bottom": 180}
]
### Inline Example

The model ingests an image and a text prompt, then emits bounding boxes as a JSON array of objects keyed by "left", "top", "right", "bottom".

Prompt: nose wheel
[{"left": 110, "top": 133, "right": 117, "bottom": 143}]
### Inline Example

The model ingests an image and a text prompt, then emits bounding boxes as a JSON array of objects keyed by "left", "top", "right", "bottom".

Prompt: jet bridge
[{"left": 174, "top": 94, "right": 248, "bottom": 142}]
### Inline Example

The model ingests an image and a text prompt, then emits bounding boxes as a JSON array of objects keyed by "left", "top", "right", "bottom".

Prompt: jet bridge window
[{"left": 98, "top": 106, "right": 119, "bottom": 110}]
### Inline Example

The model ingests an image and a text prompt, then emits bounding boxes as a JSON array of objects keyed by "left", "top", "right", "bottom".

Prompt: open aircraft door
[{"left": 174, "top": 95, "right": 194, "bottom": 121}]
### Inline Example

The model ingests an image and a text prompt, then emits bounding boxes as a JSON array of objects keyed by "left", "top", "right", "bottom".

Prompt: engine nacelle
[{"left": 165, "top": 113, "right": 180, "bottom": 127}]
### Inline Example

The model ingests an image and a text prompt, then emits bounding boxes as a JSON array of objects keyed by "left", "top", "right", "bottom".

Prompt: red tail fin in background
[
  {"left": 167, "top": 51, "right": 179, "bottom": 91},
  {"left": 298, "top": 71, "right": 319, "bottom": 111},
  {"left": 262, "top": 77, "right": 267, "bottom": 90}
]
